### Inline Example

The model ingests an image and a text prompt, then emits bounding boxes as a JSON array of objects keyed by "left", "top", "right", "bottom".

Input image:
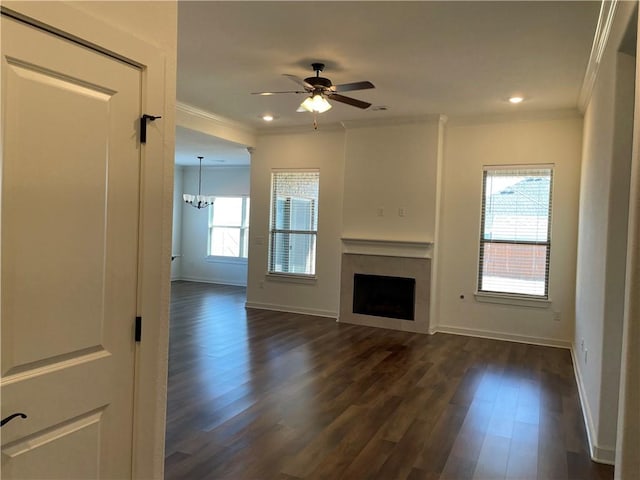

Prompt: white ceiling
[
  {"left": 175, "top": 126, "right": 250, "bottom": 166},
  {"left": 175, "top": 0, "right": 600, "bottom": 164}
]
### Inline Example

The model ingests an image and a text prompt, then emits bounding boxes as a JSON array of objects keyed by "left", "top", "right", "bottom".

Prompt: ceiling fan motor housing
[{"left": 305, "top": 76, "right": 332, "bottom": 89}]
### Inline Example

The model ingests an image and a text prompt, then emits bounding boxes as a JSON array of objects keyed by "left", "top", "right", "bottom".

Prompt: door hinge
[{"left": 135, "top": 316, "right": 142, "bottom": 342}]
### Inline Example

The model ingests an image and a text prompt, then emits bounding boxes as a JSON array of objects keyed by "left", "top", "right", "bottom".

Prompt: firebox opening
[{"left": 352, "top": 273, "right": 416, "bottom": 321}]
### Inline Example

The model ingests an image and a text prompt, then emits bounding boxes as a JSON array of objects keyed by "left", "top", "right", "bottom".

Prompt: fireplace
[
  {"left": 353, "top": 274, "right": 415, "bottom": 321},
  {"left": 339, "top": 238, "right": 432, "bottom": 334}
]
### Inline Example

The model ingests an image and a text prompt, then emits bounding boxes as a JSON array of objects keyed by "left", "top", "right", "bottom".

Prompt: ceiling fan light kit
[{"left": 299, "top": 94, "right": 332, "bottom": 113}]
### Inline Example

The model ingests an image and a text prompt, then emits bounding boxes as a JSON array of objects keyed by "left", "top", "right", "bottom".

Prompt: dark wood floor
[{"left": 164, "top": 281, "right": 613, "bottom": 480}]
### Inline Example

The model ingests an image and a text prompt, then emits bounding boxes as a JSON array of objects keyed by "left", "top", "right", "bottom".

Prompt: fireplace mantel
[{"left": 341, "top": 237, "right": 434, "bottom": 258}]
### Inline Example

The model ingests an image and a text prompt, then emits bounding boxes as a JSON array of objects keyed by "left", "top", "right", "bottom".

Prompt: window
[
  {"left": 478, "top": 166, "right": 553, "bottom": 298},
  {"left": 269, "top": 170, "right": 319, "bottom": 276},
  {"left": 208, "top": 196, "right": 250, "bottom": 258}
]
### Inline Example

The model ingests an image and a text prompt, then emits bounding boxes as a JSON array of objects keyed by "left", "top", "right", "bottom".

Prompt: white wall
[
  {"left": 245, "top": 120, "right": 440, "bottom": 317},
  {"left": 342, "top": 120, "right": 440, "bottom": 241},
  {"left": 616, "top": 9, "right": 640, "bottom": 474},
  {"left": 575, "top": 2, "right": 636, "bottom": 463},
  {"left": 180, "top": 166, "right": 250, "bottom": 286},
  {"left": 246, "top": 129, "right": 346, "bottom": 317},
  {"left": 171, "top": 166, "right": 183, "bottom": 280},
  {"left": 435, "top": 114, "right": 583, "bottom": 346}
]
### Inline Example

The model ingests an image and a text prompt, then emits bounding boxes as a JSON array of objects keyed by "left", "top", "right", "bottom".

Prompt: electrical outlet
[
  {"left": 377, "top": 207, "right": 384, "bottom": 217},
  {"left": 398, "top": 207, "right": 406, "bottom": 217},
  {"left": 552, "top": 311, "right": 561, "bottom": 322},
  {"left": 259, "top": 281, "right": 264, "bottom": 289}
]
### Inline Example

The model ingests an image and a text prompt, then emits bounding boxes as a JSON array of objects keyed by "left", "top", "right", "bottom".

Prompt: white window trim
[
  {"left": 474, "top": 291, "right": 552, "bottom": 308},
  {"left": 476, "top": 165, "right": 554, "bottom": 303},
  {"left": 265, "top": 271, "right": 318, "bottom": 283},
  {"left": 205, "top": 255, "right": 248, "bottom": 265},
  {"left": 268, "top": 169, "right": 319, "bottom": 277}
]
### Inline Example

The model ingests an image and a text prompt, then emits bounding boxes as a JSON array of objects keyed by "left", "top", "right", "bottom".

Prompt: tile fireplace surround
[{"left": 339, "top": 238, "right": 432, "bottom": 333}]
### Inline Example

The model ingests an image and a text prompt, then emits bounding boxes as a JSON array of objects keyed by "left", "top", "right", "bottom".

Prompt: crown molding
[
  {"left": 257, "top": 122, "right": 347, "bottom": 136},
  {"left": 256, "top": 114, "right": 443, "bottom": 136},
  {"left": 578, "top": 0, "right": 619, "bottom": 112},
  {"left": 447, "top": 108, "right": 582, "bottom": 126},
  {"left": 340, "top": 114, "right": 442, "bottom": 130},
  {"left": 176, "top": 102, "right": 252, "bottom": 132},
  {"left": 176, "top": 102, "right": 257, "bottom": 147}
]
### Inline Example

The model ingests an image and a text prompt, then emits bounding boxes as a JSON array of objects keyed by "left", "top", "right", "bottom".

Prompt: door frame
[{"left": 0, "top": 2, "right": 175, "bottom": 478}]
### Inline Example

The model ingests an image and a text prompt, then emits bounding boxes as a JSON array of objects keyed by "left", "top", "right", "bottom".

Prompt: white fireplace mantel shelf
[{"left": 341, "top": 237, "right": 434, "bottom": 258}]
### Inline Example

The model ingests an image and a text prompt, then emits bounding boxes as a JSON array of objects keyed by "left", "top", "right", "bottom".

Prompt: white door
[{"left": 1, "top": 14, "right": 141, "bottom": 479}]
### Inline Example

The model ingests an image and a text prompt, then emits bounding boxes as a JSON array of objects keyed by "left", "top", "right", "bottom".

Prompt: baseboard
[
  {"left": 245, "top": 301, "right": 337, "bottom": 319},
  {"left": 434, "top": 324, "right": 572, "bottom": 349},
  {"left": 570, "top": 347, "right": 616, "bottom": 465},
  {"left": 178, "top": 276, "right": 247, "bottom": 287}
]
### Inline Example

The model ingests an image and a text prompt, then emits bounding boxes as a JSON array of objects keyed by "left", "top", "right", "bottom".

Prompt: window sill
[
  {"left": 474, "top": 292, "right": 551, "bottom": 308},
  {"left": 205, "top": 256, "right": 248, "bottom": 265},
  {"left": 266, "top": 272, "right": 317, "bottom": 284}
]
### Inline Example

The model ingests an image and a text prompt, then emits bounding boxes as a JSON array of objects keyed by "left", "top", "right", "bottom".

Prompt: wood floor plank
[{"left": 164, "top": 281, "right": 614, "bottom": 480}]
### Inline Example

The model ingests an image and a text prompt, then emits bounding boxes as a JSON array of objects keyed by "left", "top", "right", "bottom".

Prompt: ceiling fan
[{"left": 252, "top": 63, "right": 375, "bottom": 113}]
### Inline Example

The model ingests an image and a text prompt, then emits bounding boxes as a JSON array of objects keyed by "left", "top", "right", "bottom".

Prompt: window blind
[
  {"left": 478, "top": 167, "right": 553, "bottom": 297},
  {"left": 269, "top": 171, "right": 319, "bottom": 275}
]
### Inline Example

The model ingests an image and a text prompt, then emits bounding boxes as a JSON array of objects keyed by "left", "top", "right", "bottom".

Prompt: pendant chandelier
[{"left": 183, "top": 156, "right": 215, "bottom": 209}]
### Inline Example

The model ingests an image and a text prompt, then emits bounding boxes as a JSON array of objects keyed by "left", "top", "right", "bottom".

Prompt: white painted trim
[
  {"left": 571, "top": 347, "right": 616, "bottom": 465},
  {"left": 474, "top": 292, "right": 552, "bottom": 308},
  {"left": 258, "top": 122, "right": 346, "bottom": 136},
  {"left": 434, "top": 324, "right": 572, "bottom": 349},
  {"left": 593, "top": 445, "right": 616, "bottom": 465},
  {"left": 578, "top": 0, "right": 619, "bottom": 112},
  {"left": 429, "top": 114, "right": 447, "bottom": 330},
  {"left": 265, "top": 272, "right": 318, "bottom": 283},
  {"left": 340, "top": 114, "right": 442, "bottom": 129},
  {"left": 447, "top": 108, "right": 583, "bottom": 126},
  {"left": 341, "top": 237, "right": 434, "bottom": 258},
  {"left": 176, "top": 101, "right": 256, "bottom": 148},
  {"left": 257, "top": 114, "right": 442, "bottom": 136},
  {"left": 204, "top": 256, "right": 248, "bottom": 266},
  {"left": 177, "top": 102, "right": 251, "bottom": 133},
  {"left": 177, "top": 276, "right": 247, "bottom": 288},
  {"left": 245, "top": 301, "right": 337, "bottom": 319}
]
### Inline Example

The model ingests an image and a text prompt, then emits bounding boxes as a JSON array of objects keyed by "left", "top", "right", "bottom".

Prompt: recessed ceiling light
[
  {"left": 509, "top": 96, "right": 524, "bottom": 104},
  {"left": 262, "top": 114, "right": 274, "bottom": 122}
]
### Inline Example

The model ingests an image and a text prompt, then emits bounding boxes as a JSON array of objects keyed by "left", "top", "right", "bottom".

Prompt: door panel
[
  {"left": 2, "top": 410, "right": 102, "bottom": 480},
  {"left": 1, "top": 15, "right": 141, "bottom": 479},
  {"left": 3, "top": 58, "right": 111, "bottom": 373}
]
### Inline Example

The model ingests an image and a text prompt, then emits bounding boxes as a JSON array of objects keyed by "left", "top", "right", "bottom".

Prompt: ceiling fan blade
[
  {"left": 283, "top": 74, "right": 314, "bottom": 90},
  {"left": 328, "top": 93, "right": 371, "bottom": 109},
  {"left": 251, "top": 90, "right": 306, "bottom": 95},
  {"left": 332, "top": 81, "right": 375, "bottom": 93}
]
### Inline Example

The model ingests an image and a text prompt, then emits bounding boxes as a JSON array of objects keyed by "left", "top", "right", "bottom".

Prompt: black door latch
[{"left": 140, "top": 114, "right": 162, "bottom": 144}]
